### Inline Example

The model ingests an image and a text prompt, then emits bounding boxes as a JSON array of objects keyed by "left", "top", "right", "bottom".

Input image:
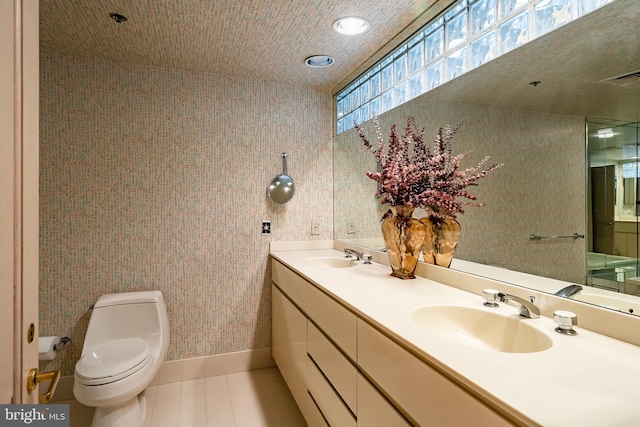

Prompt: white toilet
[{"left": 73, "top": 291, "right": 170, "bottom": 427}]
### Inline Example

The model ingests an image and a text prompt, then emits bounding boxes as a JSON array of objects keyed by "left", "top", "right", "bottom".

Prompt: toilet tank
[
  {"left": 82, "top": 291, "right": 170, "bottom": 359},
  {"left": 93, "top": 291, "right": 165, "bottom": 308}
]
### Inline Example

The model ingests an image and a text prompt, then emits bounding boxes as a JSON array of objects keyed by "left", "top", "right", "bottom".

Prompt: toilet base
[{"left": 91, "top": 394, "right": 145, "bottom": 427}]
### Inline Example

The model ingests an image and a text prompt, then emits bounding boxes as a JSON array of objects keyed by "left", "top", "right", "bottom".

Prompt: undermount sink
[
  {"left": 300, "top": 257, "right": 357, "bottom": 268},
  {"left": 411, "top": 305, "right": 553, "bottom": 353}
]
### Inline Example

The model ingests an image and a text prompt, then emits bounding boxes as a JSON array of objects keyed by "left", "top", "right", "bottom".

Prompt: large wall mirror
[{"left": 334, "top": 0, "right": 640, "bottom": 315}]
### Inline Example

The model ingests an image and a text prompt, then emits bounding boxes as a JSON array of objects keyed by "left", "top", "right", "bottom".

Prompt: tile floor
[{"left": 64, "top": 367, "right": 308, "bottom": 427}]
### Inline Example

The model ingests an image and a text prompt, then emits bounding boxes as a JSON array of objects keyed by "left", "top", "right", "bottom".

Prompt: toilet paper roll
[{"left": 38, "top": 336, "right": 60, "bottom": 361}]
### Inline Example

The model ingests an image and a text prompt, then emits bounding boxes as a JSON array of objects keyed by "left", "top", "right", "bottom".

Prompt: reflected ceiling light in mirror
[
  {"left": 597, "top": 128, "right": 614, "bottom": 138},
  {"left": 333, "top": 17, "right": 369, "bottom": 35}
]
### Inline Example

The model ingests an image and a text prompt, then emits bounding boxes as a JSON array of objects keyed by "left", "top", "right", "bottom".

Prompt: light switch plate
[{"left": 262, "top": 221, "right": 271, "bottom": 235}]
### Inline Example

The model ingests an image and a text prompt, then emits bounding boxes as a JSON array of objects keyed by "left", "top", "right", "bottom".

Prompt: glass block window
[
  {"left": 534, "top": 0, "right": 574, "bottom": 37},
  {"left": 335, "top": 0, "right": 615, "bottom": 134},
  {"left": 498, "top": 0, "right": 528, "bottom": 19},
  {"left": 471, "top": 0, "right": 497, "bottom": 35},
  {"left": 469, "top": 30, "right": 496, "bottom": 68},
  {"left": 408, "top": 41, "right": 424, "bottom": 74},
  {"left": 425, "top": 27, "right": 445, "bottom": 63},
  {"left": 498, "top": 10, "right": 529, "bottom": 54}
]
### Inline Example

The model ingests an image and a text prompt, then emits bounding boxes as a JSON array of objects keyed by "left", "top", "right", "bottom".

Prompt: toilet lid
[{"left": 76, "top": 337, "right": 151, "bottom": 382}]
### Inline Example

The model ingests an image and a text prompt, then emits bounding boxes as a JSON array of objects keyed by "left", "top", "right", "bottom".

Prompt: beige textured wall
[
  {"left": 335, "top": 98, "right": 586, "bottom": 283},
  {"left": 40, "top": 54, "right": 333, "bottom": 375}
]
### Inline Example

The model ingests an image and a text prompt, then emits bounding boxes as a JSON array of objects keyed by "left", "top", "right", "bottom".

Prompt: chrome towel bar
[{"left": 529, "top": 233, "right": 585, "bottom": 241}]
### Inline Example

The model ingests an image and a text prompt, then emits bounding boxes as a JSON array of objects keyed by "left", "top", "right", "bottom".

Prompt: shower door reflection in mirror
[{"left": 587, "top": 119, "right": 640, "bottom": 296}]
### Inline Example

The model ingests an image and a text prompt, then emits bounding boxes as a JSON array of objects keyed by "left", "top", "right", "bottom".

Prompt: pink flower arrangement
[{"left": 355, "top": 116, "right": 503, "bottom": 220}]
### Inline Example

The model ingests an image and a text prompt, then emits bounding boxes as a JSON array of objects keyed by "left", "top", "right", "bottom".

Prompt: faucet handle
[
  {"left": 482, "top": 289, "right": 499, "bottom": 307},
  {"left": 362, "top": 254, "right": 372, "bottom": 264},
  {"left": 554, "top": 310, "right": 578, "bottom": 335}
]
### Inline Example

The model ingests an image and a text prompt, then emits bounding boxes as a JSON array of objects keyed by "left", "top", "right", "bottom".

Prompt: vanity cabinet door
[
  {"left": 272, "top": 285, "right": 307, "bottom": 408},
  {"left": 357, "top": 373, "right": 410, "bottom": 427},
  {"left": 358, "top": 320, "right": 513, "bottom": 427}
]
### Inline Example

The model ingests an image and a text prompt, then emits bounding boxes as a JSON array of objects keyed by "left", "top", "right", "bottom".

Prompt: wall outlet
[
  {"left": 262, "top": 220, "right": 271, "bottom": 235},
  {"left": 347, "top": 222, "right": 356, "bottom": 234},
  {"left": 311, "top": 221, "right": 320, "bottom": 236}
]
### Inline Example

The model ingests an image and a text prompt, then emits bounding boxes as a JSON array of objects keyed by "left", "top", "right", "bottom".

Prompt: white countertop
[{"left": 270, "top": 247, "right": 640, "bottom": 427}]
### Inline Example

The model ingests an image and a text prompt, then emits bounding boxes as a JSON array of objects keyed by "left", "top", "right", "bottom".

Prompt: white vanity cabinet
[
  {"left": 272, "top": 259, "right": 358, "bottom": 426},
  {"left": 271, "top": 258, "right": 512, "bottom": 427},
  {"left": 358, "top": 320, "right": 512, "bottom": 426}
]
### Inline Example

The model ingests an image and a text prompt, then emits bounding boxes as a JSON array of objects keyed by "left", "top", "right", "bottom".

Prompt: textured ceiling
[
  {"left": 39, "top": 0, "right": 440, "bottom": 92},
  {"left": 39, "top": 0, "right": 639, "bottom": 123}
]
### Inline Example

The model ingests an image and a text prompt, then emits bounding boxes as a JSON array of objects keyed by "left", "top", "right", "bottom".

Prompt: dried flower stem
[{"left": 355, "top": 116, "right": 503, "bottom": 220}]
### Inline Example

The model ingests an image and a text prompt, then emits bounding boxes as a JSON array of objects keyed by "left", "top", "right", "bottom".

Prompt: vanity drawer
[
  {"left": 308, "top": 356, "right": 357, "bottom": 427},
  {"left": 308, "top": 322, "right": 357, "bottom": 414},
  {"left": 357, "top": 373, "right": 410, "bottom": 427},
  {"left": 272, "top": 259, "right": 307, "bottom": 308},
  {"left": 305, "top": 394, "right": 330, "bottom": 427},
  {"left": 357, "top": 320, "right": 513, "bottom": 427},
  {"left": 272, "top": 258, "right": 357, "bottom": 359},
  {"left": 305, "top": 281, "right": 357, "bottom": 359}
]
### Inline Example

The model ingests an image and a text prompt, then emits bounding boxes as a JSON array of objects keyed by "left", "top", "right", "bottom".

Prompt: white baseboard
[{"left": 52, "top": 347, "right": 275, "bottom": 402}]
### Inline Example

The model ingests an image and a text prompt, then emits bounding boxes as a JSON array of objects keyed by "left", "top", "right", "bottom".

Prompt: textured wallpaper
[
  {"left": 334, "top": 98, "right": 586, "bottom": 284},
  {"left": 39, "top": 53, "right": 333, "bottom": 375}
]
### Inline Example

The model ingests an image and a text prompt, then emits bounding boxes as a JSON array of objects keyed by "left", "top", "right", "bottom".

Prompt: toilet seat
[{"left": 76, "top": 337, "right": 151, "bottom": 386}]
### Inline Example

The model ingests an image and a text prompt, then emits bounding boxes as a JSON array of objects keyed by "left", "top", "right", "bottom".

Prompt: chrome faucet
[
  {"left": 344, "top": 248, "right": 372, "bottom": 264},
  {"left": 554, "top": 285, "right": 583, "bottom": 298},
  {"left": 344, "top": 248, "right": 363, "bottom": 260},
  {"left": 497, "top": 293, "right": 540, "bottom": 319}
]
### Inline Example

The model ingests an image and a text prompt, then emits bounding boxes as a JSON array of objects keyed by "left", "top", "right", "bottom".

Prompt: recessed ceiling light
[
  {"left": 333, "top": 17, "right": 369, "bottom": 35},
  {"left": 305, "top": 55, "right": 334, "bottom": 68}
]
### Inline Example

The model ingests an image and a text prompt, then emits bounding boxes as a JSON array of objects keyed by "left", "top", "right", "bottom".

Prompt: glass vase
[
  {"left": 380, "top": 206, "right": 426, "bottom": 279},
  {"left": 420, "top": 216, "right": 461, "bottom": 268}
]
